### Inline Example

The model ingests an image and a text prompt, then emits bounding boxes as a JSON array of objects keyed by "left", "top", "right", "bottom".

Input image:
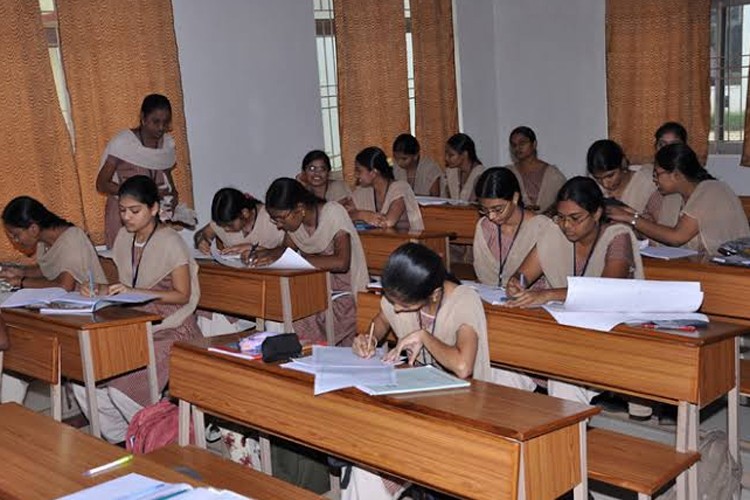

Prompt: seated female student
[
  {"left": 504, "top": 126, "right": 566, "bottom": 213},
  {"left": 473, "top": 167, "right": 556, "bottom": 287},
  {"left": 296, "top": 150, "right": 352, "bottom": 202},
  {"left": 608, "top": 143, "right": 750, "bottom": 256},
  {"left": 442, "top": 133, "right": 485, "bottom": 202},
  {"left": 587, "top": 139, "right": 658, "bottom": 214},
  {"left": 392, "top": 133, "right": 442, "bottom": 197},
  {"left": 504, "top": 177, "right": 644, "bottom": 409},
  {"left": 0, "top": 196, "right": 107, "bottom": 291},
  {"left": 75, "top": 175, "right": 201, "bottom": 443},
  {"left": 244, "top": 178, "right": 368, "bottom": 346},
  {"left": 193, "top": 187, "right": 284, "bottom": 255},
  {"left": 349, "top": 146, "right": 424, "bottom": 231},
  {"left": 347, "top": 243, "right": 491, "bottom": 498}
]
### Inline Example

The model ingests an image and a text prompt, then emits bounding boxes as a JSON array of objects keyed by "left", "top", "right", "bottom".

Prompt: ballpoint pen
[
  {"left": 88, "top": 267, "right": 96, "bottom": 297},
  {"left": 519, "top": 273, "right": 527, "bottom": 290},
  {"left": 247, "top": 243, "right": 259, "bottom": 266},
  {"left": 82, "top": 454, "right": 133, "bottom": 476}
]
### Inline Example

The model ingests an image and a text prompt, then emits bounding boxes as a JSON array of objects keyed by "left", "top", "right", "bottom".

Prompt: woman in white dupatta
[
  {"left": 442, "top": 133, "right": 485, "bottom": 202},
  {"left": 346, "top": 243, "right": 490, "bottom": 499},
  {"left": 504, "top": 126, "right": 566, "bottom": 213},
  {"left": 297, "top": 150, "right": 351, "bottom": 202},
  {"left": 194, "top": 188, "right": 284, "bottom": 255},
  {"left": 244, "top": 178, "right": 368, "bottom": 346},
  {"left": 97, "top": 94, "right": 179, "bottom": 248},
  {"left": 0, "top": 197, "right": 107, "bottom": 405},
  {"left": 76, "top": 175, "right": 201, "bottom": 443},
  {"left": 349, "top": 147, "right": 424, "bottom": 231},
  {"left": 392, "top": 134, "right": 443, "bottom": 197},
  {"left": 608, "top": 143, "right": 750, "bottom": 256}
]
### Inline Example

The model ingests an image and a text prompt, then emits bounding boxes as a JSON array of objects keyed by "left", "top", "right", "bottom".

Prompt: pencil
[{"left": 367, "top": 322, "right": 375, "bottom": 354}]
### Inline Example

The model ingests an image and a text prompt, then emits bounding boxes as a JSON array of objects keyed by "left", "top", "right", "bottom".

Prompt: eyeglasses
[
  {"left": 552, "top": 212, "right": 591, "bottom": 226},
  {"left": 304, "top": 164, "right": 328, "bottom": 173},
  {"left": 477, "top": 203, "right": 512, "bottom": 218}
]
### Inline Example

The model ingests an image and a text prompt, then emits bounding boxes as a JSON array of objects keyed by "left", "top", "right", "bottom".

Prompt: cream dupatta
[
  {"left": 536, "top": 223, "right": 644, "bottom": 288},
  {"left": 288, "top": 201, "right": 369, "bottom": 295},
  {"left": 210, "top": 205, "right": 284, "bottom": 249},
  {"left": 619, "top": 165, "right": 657, "bottom": 213},
  {"left": 112, "top": 226, "right": 200, "bottom": 331},
  {"left": 325, "top": 180, "right": 352, "bottom": 202},
  {"left": 36, "top": 226, "right": 107, "bottom": 284},
  {"left": 507, "top": 164, "right": 566, "bottom": 212},
  {"left": 379, "top": 284, "right": 491, "bottom": 382},
  {"left": 98, "top": 129, "right": 176, "bottom": 182},
  {"left": 351, "top": 180, "right": 424, "bottom": 231},
  {"left": 473, "top": 214, "right": 556, "bottom": 286},
  {"left": 443, "top": 164, "right": 486, "bottom": 202},
  {"left": 394, "top": 156, "right": 443, "bottom": 196},
  {"left": 681, "top": 180, "right": 750, "bottom": 255}
]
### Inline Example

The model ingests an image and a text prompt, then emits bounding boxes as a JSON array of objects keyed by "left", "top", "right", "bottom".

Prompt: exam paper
[
  {"left": 461, "top": 280, "right": 507, "bottom": 305},
  {"left": 542, "top": 302, "right": 709, "bottom": 333},
  {"left": 415, "top": 196, "right": 472, "bottom": 207},
  {"left": 259, "top": 248, "right": 316, "bottom": 270},
  {"left": 564, "top": 277, "right": 703, "bottom": 313},
  {"left": 640, "top": 246, "right": 699, "bottom": 260}
]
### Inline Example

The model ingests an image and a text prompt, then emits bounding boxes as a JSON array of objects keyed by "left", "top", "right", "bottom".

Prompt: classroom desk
[
  {"left": 484, "top": 305, "right": 745, "bottom": 499},
  {"left": 643, "top": 256, "right": 750, "bottom": 323},
  {"left": 197, "top": 261, "right": 332, "bottom": 340},
  {"left": 420, "top": 204, "right": 479, "bottom": 245},
  {"left": 358, "top": 228, "right": 451, "bottom": 274},
  {"left": 0, "top": 307, "right": 160, "bottom": 439},
  {"left": 0, "top": 403, "right": 313, "bottom": 500},
  {"left": 170, "top": 339, "right": 599, "bottom": 500}
]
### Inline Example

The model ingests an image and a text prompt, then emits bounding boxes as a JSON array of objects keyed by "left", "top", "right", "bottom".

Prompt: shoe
[
  {"left": 590, "top": 392, "right": 628, "bottom": 413},
  {"left": 628, "top": 402, "right": 653, "bottom": 421}
]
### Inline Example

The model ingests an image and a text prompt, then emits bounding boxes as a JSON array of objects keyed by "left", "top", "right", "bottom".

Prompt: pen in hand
[
  {"left": 246, "top": 243, "right": 259, "bottom": 266},
  {"left": 88, "top": 268, "right": 96, "bottom": 297},
  {"left": 367, "top": 322, "right": 375, "bottom": 357},
  {"left": 518, "top": 273, "right": 527, "bottom": 291}
]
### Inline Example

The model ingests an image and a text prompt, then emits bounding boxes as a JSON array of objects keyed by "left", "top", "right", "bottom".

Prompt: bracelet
[{"left": 630, "top": 212, "right": 640, "bottom": 227}]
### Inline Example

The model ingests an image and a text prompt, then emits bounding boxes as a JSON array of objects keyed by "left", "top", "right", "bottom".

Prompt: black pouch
[{"left": 261, "top": 333, "right": 302, "bottom": 363}]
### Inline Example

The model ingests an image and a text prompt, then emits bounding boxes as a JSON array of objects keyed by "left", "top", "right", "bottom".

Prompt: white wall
[
  {"left": 707, "top": 155, "right": 750, "bottom": 193},
  {"left": 172, "top": 0, "right": 324, "bottom": 223},
  {"left": 455, "top": 0, "right": 608, "bottom": 177}
]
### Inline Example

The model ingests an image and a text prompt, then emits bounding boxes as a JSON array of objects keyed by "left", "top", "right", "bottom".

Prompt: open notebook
[
  {"left": 0, "top": 288, "right": 155, "bottom": 314},
  {"left": 356, "top": 366, "right": 470, "bottom": 396}
]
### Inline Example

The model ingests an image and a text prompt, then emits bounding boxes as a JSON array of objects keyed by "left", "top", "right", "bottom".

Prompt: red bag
[{"left": 125, "top": 400, "right": 194, "bottom": 454}]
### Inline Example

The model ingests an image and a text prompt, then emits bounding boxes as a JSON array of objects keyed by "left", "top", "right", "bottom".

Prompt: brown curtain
[
  {"left": 411, "top": 0, "right": 458, "bottom": 167},
  {"left": 606, "top": 0, "right": 710, "bottom": 164},
  {"left": 56, "top": 0, "right": 193, "bottom": 244},
  {"left": 334, "top": 0, "right": 410, "bottom": 184},
  {"left": 0, "top": 0, "right": 85, "bottom": 259}
]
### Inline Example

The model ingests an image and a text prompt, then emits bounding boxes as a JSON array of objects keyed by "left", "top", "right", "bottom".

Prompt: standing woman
[
  {"left": 193, "top": 188, "right": 284, "bottom": 255},
  {"left": 75, "top": 175, "right": 201, "bottom": 443},
  {"left": 472, "top": 168, "right": 556, "bottom": 287},
  {"left": 608, "top": 143, "right": 750, "bottom": 256},
  {"left": 0, "top": 196, "right": 107, "bottom": 290},
  {"left": 505, "top": 126, "right": 566, "bottom": 213},
  {"left": 246, "top": 178, "right": 368, "bottom": 346},
  {"left": 297, "top": 150, "right": 351, "bottom": 202},
  {"left": 392, "top": 134, "right": 442, "bottom": 197},
  {"left": 349, "top": 147, "right": 424, "bottom": 230},
  {"left": 97, "top": 94, "right": 179, "bottom": 248},
  {"left": 442, "top": 133, "right": 485, "bottom": 202}
]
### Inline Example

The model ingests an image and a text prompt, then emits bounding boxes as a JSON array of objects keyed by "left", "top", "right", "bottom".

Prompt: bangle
[{"left": 630, "top": 212, "right": 640, "bottom": 227}]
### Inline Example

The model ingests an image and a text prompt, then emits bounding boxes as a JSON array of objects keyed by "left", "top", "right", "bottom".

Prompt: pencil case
[{"left": 261, "top": 333, "right": 302, "bottom": 363}]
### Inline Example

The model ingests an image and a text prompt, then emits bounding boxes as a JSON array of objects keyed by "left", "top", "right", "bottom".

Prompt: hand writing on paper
[
  {"left": 503, "top": 290, "right": 551, "bottom": 308},
  {"left": 107, "top": 283, "right": 133, "bottom": 296},
  {"left": 383, "top": 329, "right": 426, "bottom": 366},
  {"left": 241, "top": 247, "right": 282, "bottom": 267},
  {"left": 80, "top": 283, "right": 108, "bottom": 297},
  {"left": 352, "top": 334, "right": 378, "bottom": 359}
]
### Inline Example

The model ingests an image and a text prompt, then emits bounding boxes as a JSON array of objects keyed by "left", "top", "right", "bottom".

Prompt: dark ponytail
[
  {"left": 355, "top": 146, "right": 394, "bottom": 180},
  {"left": 381, "top": 243, "right": 459, "bottom": 304},
  {"left": 265, "top": 178, "right": 325, "bottom": 210},
  {"left": 446, "top": 133, "right": 481, "bottom": 165},
  {"left": 655, "top": 143, "right": 714, "bottom": 182},
  {"left": 2, "top": 196, "right": 72, "bottom": 230},
  {"left": 211, "top": 188, "right": 261, "bottom": 225}
]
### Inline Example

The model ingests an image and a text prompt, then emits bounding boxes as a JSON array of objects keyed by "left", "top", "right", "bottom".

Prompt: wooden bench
[
  {"left": 588, "top": 428, "right": 700, "bottom": 500},
  {"left": 146, "top": 444, "right": 321, "bottom": 499}
]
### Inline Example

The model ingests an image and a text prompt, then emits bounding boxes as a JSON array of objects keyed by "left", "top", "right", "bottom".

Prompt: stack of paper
[
  {"left": 461, "top": 280, "right": 507, "bottom": 305},
  {"left": 415, "top": 196, "right": 472, "bottom": 207},
  {"left": 640, "top": 246, "right": 699, "bottom": 260},
  {"left": 211, "top": 245, "right": 315, "bottom": 270},
  {"left": 59, "top": 473, "right": 249, "bottom": 499},
  {"left": 282, "top": 346, "right": 397, "bottom": 395},
  {"left": 542, "top": 277, "right": 708, "bottom": 332},
  {"left": 356, "top": 366, "right": 470, "bottom": 395},
  {"left": 0, "top": 288, "right": 156, "bottom": 314}
]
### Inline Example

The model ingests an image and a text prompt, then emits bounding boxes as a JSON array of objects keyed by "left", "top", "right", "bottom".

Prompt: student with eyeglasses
[
  {"left": 608, "top": 143, "right": 750, "bottom": 256},
  {"left": 296, "top": 149, "right": 351, "bottom": 202},
  {"left": 504, "top": 126, "right": 566, "bottom": 213},
  {"left": 505, "top": 176, "right": 643, "bottom": 307},
  {"left": 472, "top": 167, "right": 556, "bottom": 287}
]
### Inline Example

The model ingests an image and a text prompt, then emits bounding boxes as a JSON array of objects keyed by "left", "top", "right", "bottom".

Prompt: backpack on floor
[{"left": 125, "top": 399, "right": 194, "bottom": 454}]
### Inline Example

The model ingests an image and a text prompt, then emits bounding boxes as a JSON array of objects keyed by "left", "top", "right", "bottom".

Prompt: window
[
  {"left": 710, "top": 0, "right": 750, "bottom": 153},
  {"left": 312, "top": 0, "right": 416, "bottom": 170},
  {"left": 39, "top": 0, "right": 75, "bottom": 140}
]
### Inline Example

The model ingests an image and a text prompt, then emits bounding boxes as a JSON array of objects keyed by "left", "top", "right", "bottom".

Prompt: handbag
[{"left": 261, "top": 333, "right": 302, "bottom": 362}]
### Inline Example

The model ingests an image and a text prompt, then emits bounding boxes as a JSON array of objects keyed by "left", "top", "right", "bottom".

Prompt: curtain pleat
[
  {"left": 0, "top": 0, "right": 85, "bottom": 258},
  {"left": 334, "top": 0, "right": 410, "bottom": 184},
  {"left": 56, "top": 0, "right": 193, "bottom": 243},
  {"left": 411, "top": 0, "right": 458, "bottom": 167},
  {"left": 606, "top": 0, "right": 710, "bottom": 164}
]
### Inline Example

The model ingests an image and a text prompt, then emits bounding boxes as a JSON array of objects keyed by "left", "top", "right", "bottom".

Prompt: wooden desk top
[
  {"left": 198, "top": 260, "right": 324, "bottom": 278},
  {"left": 420, "top": 204, "right": 479, "bottom": 243},
  {"left": 0, "top": 307, "right": 161, "bottom": 331},
  {"left": 174, "top": 340, "right": 598, "bottom": 442},
  {"left": 0, "top": 403, "right": 203, "bottom": 499},
  {"left": 357, "top": 228, "right": 452, "bottom": 239},
  {"left": 485, "top": 305, "right": 747, "bottom": 347}
]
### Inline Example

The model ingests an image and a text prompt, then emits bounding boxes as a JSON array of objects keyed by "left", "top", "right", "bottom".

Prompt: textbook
[
  {"left": 0, "top": 288, "right": 155, "bottom": 314},
  {"left": 356, "top": 365, "right": 470, "bottom": 396}
]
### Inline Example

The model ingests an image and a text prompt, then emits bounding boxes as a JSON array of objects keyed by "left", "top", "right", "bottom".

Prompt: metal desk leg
[
  {"left": 146, "top": 322, "right": 159, "bottom": 404},
  {"left": 573, "top": 420, "right": 589, "bottom": 500},
  {"left": 79, "top": 330, "right": 101, "bottom": 438}
]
